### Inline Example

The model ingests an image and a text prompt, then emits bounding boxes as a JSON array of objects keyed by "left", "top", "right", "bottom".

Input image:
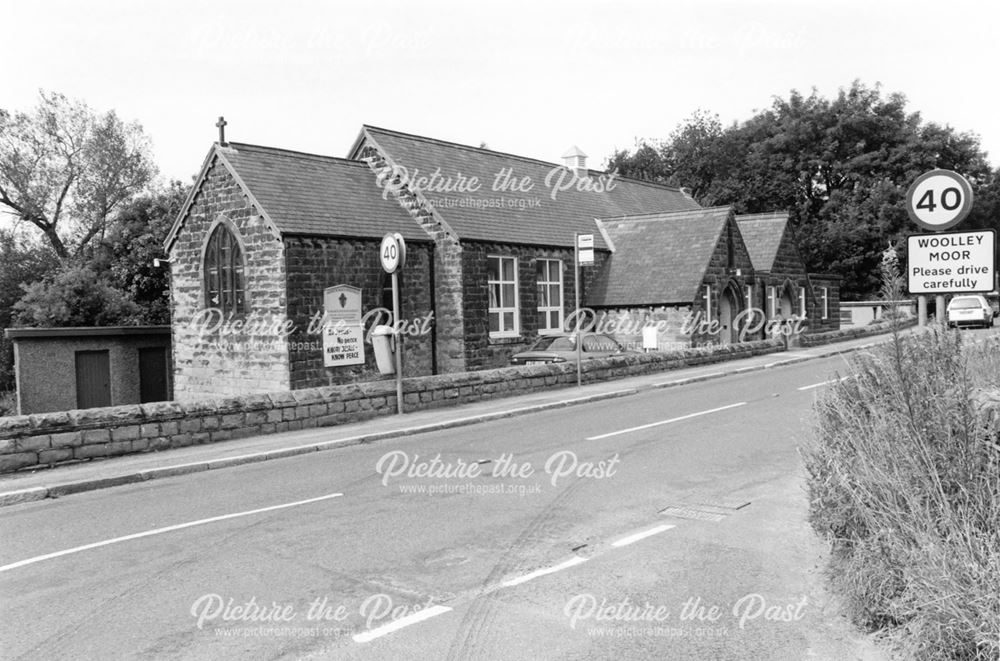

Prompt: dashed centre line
[
  {"left": 499, "top": 555, "right": 589, "bottom": 588},
  {"left": 611, "top": 524, "right": 675, "bottom": 548},
  {"left": 585, "top": 402, "right": 747, "bottom": 440}
]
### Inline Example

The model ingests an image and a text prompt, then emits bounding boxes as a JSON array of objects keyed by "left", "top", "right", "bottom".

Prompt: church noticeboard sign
[{"left": 323, "top": 285, "right": 365, "bottom": 367}]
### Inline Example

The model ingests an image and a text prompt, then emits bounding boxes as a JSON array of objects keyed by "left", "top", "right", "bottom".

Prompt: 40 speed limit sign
[
  {"left": 379, "top": 232, "right": 406, "bottom": 273},
  {"left": 906, "top": 169, "right": 974, "bottom": 231}
]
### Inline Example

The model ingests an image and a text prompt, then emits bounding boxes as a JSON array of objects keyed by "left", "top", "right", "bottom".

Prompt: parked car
[
  {"left": 946, "top": 294, "right": 995, "bottom": 329},
  {"left": 509, "top": 333, "right": 631, "bottom": 365}
]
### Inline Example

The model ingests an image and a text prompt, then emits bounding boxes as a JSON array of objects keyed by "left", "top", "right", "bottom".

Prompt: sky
[{"left": 4, "top": 0, "right": 1000, "bottom": 186}]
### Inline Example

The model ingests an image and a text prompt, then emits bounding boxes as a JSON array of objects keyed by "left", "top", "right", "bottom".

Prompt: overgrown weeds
[
  {"left": 802, "top": 249, "right": 1000, "bottom": 659},
  {"left": 803, "top": 329, "right": 1000, "bottom": 659}
]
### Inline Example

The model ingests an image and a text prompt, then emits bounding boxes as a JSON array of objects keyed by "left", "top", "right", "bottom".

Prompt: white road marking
[
  {"left": 611, "top": 524, "right": 675, "bottom": 547},
  {"left": 352, "top": 605, "right": 453, "bottom": 643},
  {"left": 499, "top": 555, "right": 589, "bottom": 588},
  {"left": 0, "top": 492, "right": 344, "bottom": 574},
  {"left": 585, "top": 402, "right": 747, "bottom": 440},
  {"left": 797, "top": 375, "right": 852, "bottom": 391}
]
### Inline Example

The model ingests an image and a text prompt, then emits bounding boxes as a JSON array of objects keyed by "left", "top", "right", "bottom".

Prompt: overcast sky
[{"left": 5, "top": 0, "right": 999, "bottom": 185}]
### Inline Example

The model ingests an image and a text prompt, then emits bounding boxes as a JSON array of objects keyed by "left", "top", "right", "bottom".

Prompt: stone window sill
[{"left": 489, "top": 335, "right": 526, "bottom": 345}]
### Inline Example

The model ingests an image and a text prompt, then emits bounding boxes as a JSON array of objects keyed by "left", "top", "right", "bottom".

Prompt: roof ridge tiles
[
  {"left": 361, "top": 125, "right": 688, "bottom": 194},
  {"left": 736, "top": 211, "right": 789, "bottom": 221},
  {"left": 226, "top": 141, "right": 366, "bottom": 167},
  {"left": 598, "top": 205, "right": 732, "bottom": 222},
  {"left": 362, "top": 125, "right": 570, "bottom": 170}
]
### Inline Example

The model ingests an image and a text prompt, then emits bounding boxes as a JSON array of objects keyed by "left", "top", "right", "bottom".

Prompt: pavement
[{"left": 0, "top": 331, "right": 899, "bottom": 508}]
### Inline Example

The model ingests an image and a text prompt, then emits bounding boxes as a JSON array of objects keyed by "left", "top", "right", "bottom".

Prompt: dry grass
[{"left": 802, "top": 327, "right": 1000, "bottom": 660}]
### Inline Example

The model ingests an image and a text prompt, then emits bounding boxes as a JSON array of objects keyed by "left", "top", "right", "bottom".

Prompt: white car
[{"left": 946, "top": 295, "right": 995, "bottom": 329}]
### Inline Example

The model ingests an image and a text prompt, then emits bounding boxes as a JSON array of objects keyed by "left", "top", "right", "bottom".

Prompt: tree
[
  {"left": 0, "top": 231, "right": 59, "bottom": 392},
  {"left": 12, "top": 264, "right": 140, "bottom": 327},
  {"left": 608, "top": 140, "right": 669, "bottom": 184},
  {"left": 606, "top": 81, "right": 998, "bottom": 298},
  {"left": 0, "top": 91, "right": 156, "bottom": 260},
  {"left": 5, "top": 182, "right": 188, "bottom": 332},
  {"left": 87, "top": 181, "right": 189, "bottom": 324}
]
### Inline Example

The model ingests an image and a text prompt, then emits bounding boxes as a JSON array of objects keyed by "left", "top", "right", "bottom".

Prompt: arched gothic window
[{"left": 204, "top": 224, "right": 246, "bottom": 315}]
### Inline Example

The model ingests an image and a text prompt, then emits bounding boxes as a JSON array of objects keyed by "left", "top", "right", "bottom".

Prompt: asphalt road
[{"left": 0, "top": 353, "right": 889, "bottom": 660}]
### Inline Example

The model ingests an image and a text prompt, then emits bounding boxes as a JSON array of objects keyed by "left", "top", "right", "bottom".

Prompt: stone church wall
[
  {"left": 460, "top": 242, "right": 603, "bottom": 370},
  {"left": 283, "top": 236, "right": 435, "bottom": 388},
  {"left": 168, "top": 158, "right": 291, "bottom": 400}
]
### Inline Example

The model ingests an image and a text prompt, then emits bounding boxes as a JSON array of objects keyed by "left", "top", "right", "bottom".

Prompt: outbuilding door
[
  {"left": 75, "top": 350, "right": 111, "bottom": 409},
  {"left": 139, "top": 347, "right": 169, "bottom": 403}
]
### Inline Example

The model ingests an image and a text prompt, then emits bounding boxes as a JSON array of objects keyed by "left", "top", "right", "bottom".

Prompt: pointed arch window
[{"left": 204, "top": 224, "right": 247, "bottom": 315}]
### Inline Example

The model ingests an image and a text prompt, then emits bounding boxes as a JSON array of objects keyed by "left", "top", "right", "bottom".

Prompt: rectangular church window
[
  {"left": 536, "top": 259, "right": 563, "bottom": 333},
  {"left": 488, "top": 255, "right": 519, "bottom": 337}
]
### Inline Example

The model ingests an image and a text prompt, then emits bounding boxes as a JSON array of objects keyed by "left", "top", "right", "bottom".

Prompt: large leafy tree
[
  {"left": 608, "top": 81, "right": 997, "bottom": 298},
  {"left": 8, "top": 182, "right": 188, "bottom": 330},
  {"left": 0, "top": 232, "right": 60, "bottom": 392},
  {"left": 87, "top": 181, "right": 190, "bottom": 325},
  {"left": 0, "top": 91, "right": 156, "bottom": 260},
  {"left": 608, "top": 110, "right": 732, "bottom": 202}
]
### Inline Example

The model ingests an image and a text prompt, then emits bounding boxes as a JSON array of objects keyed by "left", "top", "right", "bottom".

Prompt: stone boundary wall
[
  {"left": 0, "top": 339, "right": 784, "bottom": 473},
  {"left": 798, "top": 318, "right": 919, "bottom": 347}
]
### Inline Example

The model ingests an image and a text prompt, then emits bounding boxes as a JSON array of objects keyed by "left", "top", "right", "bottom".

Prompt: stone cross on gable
[{"left": 216, "top": 116, "right": 228, "bottom": 146}]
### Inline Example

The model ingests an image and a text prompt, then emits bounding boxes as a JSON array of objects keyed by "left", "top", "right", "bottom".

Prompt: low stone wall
[
  {"left": 0, "top": 339, "right": 784, "bottom": 473},
  {"left": 798, "top": 318, "right": 918, "bottom": 347}
]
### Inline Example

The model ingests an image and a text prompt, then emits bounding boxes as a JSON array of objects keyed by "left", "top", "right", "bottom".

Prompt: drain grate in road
[{"left": 658, "top": 501, "right": 750, "bottom": 522}]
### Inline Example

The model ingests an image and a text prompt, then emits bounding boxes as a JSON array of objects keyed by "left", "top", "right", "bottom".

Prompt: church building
[{"left": 163, "top": 124, "right": 839, "bottom": 399}]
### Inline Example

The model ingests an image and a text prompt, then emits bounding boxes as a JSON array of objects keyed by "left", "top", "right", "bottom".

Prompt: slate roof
[
  {"left": 736, "top": 212, "right": 789, "bottom": 272},
  {"left": 587, "top": 207, "right": 734, "bottom": 306},
  {"left": 165, "top": 142, "right": 429, "bottom": 251},
  {"left": 224, "top": 142, "right": 430, "bottom": 241},
  {"left": 353, "top": 126, "right": 702, "bottom": 249}
]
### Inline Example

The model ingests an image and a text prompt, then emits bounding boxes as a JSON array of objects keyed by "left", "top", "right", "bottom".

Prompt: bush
[
  {"left": 12, "top": 264, "right": 141, "bottom": 327},
  {"left": 801, "top": 328, "right": 1000, "bottom": 659},
  {"left": 0, "top": 390, "right": 16, "bottom": 417}
]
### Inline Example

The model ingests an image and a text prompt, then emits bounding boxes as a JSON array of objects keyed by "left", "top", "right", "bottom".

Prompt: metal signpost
[
  {"left": 380, "top": 232, "right": 406, "bottom": 414},
  {"left": 905, "top": 169, "right": 978, "bottom": 324},
  {"left": 574, "top": 233, "right": 594, "bottom": 387}
]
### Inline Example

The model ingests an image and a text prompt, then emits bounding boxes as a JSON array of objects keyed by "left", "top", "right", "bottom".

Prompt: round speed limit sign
[
  {"left": 379, "top": 233, "right": 406, "bottom": 273},
  {"left": 906, "top": 169, "right": 974, "bottom": 231}
]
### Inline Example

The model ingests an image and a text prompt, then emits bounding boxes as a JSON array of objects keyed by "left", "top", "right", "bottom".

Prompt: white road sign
[
  {"left": 578, "top": 234, "right": 594, "bottom": 266},
  {"left": 380, "top": 233, "right": 404, "bottom": 273},
  {"left": 905, "top": 169, "right": 974, "bottom": 232},
  {"left": 906, "top": 229, "right": 996, "bottom": 294}
]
